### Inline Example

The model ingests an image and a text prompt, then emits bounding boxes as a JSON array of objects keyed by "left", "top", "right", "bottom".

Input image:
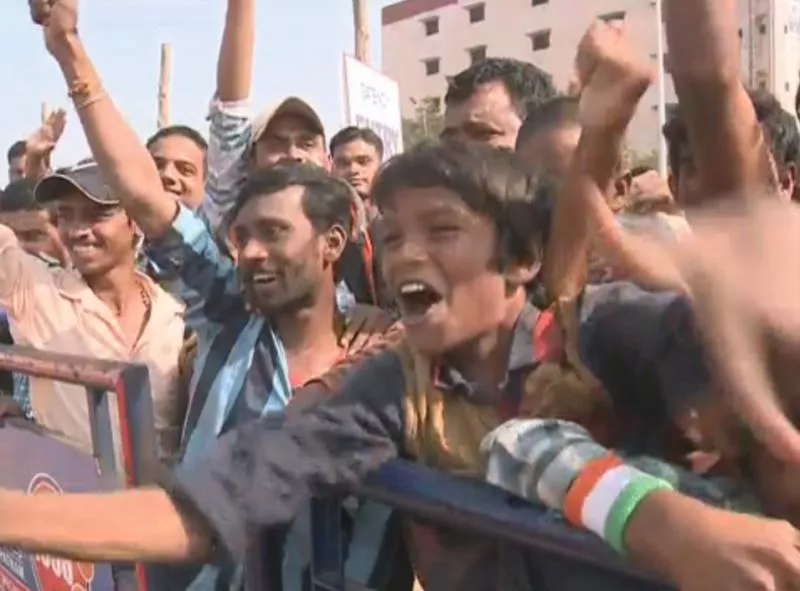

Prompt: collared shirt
[
  {"left": 163, "top": 281, "right": 709, "bottom": 590},
  {"left": 0, "top": 224, "right": 185, "bottom": 460},
  {"left": 148, "top": 205, "right": 357, "bottom": 451}
]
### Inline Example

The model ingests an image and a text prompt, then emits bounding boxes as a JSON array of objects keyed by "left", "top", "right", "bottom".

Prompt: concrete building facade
[{"left": 382, "top": 0, "right": 800, "bottom": 157}]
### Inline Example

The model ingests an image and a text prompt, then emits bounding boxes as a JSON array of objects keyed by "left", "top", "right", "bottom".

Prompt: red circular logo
[{"left": 26, "top": 475, "right": 95, "bottom": 591}]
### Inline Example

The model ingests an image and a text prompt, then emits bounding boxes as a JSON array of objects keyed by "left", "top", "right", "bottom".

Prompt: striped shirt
[{"left": 483, "top": 418, "right": 761, "bottom": 520}]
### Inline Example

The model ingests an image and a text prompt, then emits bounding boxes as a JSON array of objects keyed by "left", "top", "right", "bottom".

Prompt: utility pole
[
  {"left": 353, "top": 0, "right": 370, "bottom": 63},
  {"left": 157, "top": 43, "right": 173, "bottom": 129},
  {"left": 654, "top": 0, "right": 668, "bottom": 177}
]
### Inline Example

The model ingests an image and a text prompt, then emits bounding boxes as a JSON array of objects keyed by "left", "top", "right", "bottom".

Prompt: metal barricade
[
  {"left": 307, "top": 459, "right": 675, "bottom": 591},
  {"left": 0, "top": 344, "right": 159, "bottom": 591}
]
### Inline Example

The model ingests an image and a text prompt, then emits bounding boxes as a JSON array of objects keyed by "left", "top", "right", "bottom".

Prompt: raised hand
[
  {"left": 26, "top": 109, "right": 67, "bottom": 158},
  {"left": 28, "top": 0, "right": 79, "bottom": 55},
  {"left": 573, "top": 21, "right": 654, "bottom": 131}
]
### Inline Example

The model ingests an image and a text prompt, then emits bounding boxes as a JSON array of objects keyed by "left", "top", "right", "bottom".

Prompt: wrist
[
  {"left": 49, "top": 32, "right": 83, "bottom": 64},
  {"left": 623, "top": 490, "right": 697, "bottom": 577}
]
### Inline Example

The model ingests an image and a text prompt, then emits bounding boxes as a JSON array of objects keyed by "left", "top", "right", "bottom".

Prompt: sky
[{"left": 0, "top": 0, "right": 394, "bottom": 185}]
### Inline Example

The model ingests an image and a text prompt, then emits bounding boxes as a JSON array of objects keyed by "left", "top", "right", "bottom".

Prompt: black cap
[{"left": 34, "top": 161, "right": 119, "bottom": 206}]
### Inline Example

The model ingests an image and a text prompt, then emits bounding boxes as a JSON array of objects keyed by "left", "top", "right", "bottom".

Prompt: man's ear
[
  {"left": 668, "top": 173, "right": 678, "bottom": 198},
  {"left": 615, "top": 171, "right": 633, "bottom": 198},
  {"left": 322, "top": 224, "right": 348, "bottom": 264},
  {"left": 505, "top": 260, "right": 542, "bottom": 288},
  {"left": 779, "top": 163, "right": 797, "bottom": 202}
]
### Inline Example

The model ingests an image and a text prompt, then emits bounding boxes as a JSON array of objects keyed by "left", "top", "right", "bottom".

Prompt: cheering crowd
[{"left": 1, "top": 0, "right": 800, "bottom": 589}]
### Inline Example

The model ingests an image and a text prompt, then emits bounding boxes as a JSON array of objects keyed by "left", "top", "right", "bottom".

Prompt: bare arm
[
  {"left": 665, "top": 0, "right": 774, "bottom": 196},
  {"left": 0, "top": 488, "right": 211, "bottom": 563},
  {"left": 216, "top": 0, "right": 255, "bottom": 103},
  {"left": 544, "top": 23, "right": 652, "bottom": 301},
  {"left": 48, "top": 34, "right": 177, "bottom": 239}
]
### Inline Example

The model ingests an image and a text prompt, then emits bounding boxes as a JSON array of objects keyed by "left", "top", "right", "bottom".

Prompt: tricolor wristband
[{"left": 562, "top": 454, "right": 674, "bottom": 555}]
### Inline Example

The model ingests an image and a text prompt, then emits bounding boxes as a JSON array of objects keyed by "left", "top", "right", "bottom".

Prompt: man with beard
[
  {"left": 29, "top": 0, "right": 395, "bottom": 586},
  {"left": 205, "top": 0, "right": 381, "bottom": 309}
]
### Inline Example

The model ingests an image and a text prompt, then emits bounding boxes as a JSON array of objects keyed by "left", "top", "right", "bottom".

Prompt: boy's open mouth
[{"left": 397, "top": 281, "right": 444, "bottom": 319}]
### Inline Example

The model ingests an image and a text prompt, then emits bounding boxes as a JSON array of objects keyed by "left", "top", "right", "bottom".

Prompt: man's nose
[
  {"left": 237, "top": 240, "right": 270, "bottom": 264},
  {"left": 159, "top": 163, "right": 180, "bottom": 186}
]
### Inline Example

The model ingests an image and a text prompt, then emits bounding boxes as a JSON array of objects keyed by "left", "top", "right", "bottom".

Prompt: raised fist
[
  {"left": 573, "top": 21, "right": 653, "bottom": 131},
  {"left": 28, "top": 0, "right": 79, "bottom": 56}
]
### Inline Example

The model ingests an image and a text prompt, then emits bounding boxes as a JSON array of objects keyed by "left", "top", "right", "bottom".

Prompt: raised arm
[
  {"left": 203, "top": 0, "right": 256, "bottom": 234},
  {"left": 32, "top": 0, "right": 176, "bottom": 239},
  {"left": 543, "top": 22, "right": 652, "bottom": 301},
  {"left": 665, "top": 0, "right": 775, "bottom": 196}
]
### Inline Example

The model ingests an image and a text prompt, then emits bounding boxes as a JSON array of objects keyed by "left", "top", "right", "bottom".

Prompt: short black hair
[
  {"left": 0, "top": 178, "right": 41, "bottom": 212},
  {"left": 329, "top": 126, "right": 384, "bottom": 159},
  {"left": 515, "top": 95, "right": 580, "bottom": 150},
  {"left": 444, "top": 58, "right": 557, "bottom": 120},
  {"left": 146, "top": 125, "right": 208, "bottom": 153},
  {"left": 229, "top": 162, "right": 353, "bottom": 237},
  {"left": 664, "top": 88, "right": 800, "bottom": 178},
  {"left": 7, "top": 141, "right": 26, "bottom": 165},
  {"left": 372, "top": 138, "right": 554, "bottom": 267}
]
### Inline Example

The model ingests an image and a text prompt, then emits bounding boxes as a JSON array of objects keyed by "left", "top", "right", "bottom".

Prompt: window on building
[
  {"left": 532, "top": 0, "right": 548, "bottom": 6},
  {"left": 599, "top": 10, "right": 626, "bottom": 22},
  {"left": 423, "top": 18, "right": 439, "bottom": 36},
  {"left": 530, "top": 29, "right": 551, "bottom": 52},
  {"left": 468, "top": 3, "right": 485, "bottom": 23},
  {"left": 468, "top": 45, "right": 487, "bottom": 64},
  {"left": 424, "top": 58, "right": 440, "bottom": 76}
]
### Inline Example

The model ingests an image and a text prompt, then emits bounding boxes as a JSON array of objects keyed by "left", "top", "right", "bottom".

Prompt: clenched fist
[
  {"left": 28, "top": 0, "right": 79, "bottom": 56},
  {"left": 573, "top": 21, "right": 654, "bottom": 131}
]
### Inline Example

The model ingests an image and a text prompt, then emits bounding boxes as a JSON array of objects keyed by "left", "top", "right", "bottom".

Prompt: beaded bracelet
[{"left": 562, "top": 454, "right": 674, "bottom": 554}]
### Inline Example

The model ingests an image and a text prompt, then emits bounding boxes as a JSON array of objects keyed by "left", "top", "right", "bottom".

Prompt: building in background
[{"left": 382, "top": 0, "right": 800, "bottom": 159}]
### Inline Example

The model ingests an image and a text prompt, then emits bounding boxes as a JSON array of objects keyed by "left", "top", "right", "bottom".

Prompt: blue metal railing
[
  {"left": 305, "top": 460, "right": 674, "bottom": 591},
  {"left": 0, "top": 345, "right": 157, "bottom": 591}
]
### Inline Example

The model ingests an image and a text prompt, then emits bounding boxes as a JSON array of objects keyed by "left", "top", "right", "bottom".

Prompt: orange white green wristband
[{"left": 562, "top": 454, "right": 674, "bottom": 554}]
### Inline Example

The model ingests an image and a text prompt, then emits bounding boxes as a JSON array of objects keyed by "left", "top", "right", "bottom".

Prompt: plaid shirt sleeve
[
  {"left": 202, "top": 98, "right": 253, "bottom": 236},
  {"left": 483, "top": 419, "right": 762, "bottom": 517},
  {"left": 147, "top": 204, "right": 244, "bottom": 330}
]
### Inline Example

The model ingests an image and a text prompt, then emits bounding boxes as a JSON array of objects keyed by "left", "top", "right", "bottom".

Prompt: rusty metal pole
[
  {"left": 353, "top": 0, "right": 370, "bottom": 63},
  {"left": 157, "top": 43, "right": 173, "bottom": 129}
]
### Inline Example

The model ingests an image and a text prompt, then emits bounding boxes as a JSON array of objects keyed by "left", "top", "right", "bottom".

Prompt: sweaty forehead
[
  {"left": 149, "top": 135, "right": 205, "bottom": 160},
  {"left": 0, "top": 209, "right": 49, "bottom": 231},
  {"left": 233, "top": 185, "right": 307, "bottom": 223},
  {"left": 263, "top": 114, "right": 322, "bottom": 141},
  {"left": 444, "top": 81, "right": 519, "bottom": 126}
]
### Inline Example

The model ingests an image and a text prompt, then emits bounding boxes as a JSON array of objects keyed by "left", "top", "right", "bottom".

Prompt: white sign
[
  {"left": 791, "top": 0, "right": 800, "bottom": 37},
  {"left": 342, "top": 55, "right": 404, "bottom": 159}
]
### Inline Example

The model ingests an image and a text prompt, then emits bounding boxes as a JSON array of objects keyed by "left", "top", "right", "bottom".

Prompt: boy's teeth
[{"left": 400, "top": 282, "right": 426, "bottom": 294}]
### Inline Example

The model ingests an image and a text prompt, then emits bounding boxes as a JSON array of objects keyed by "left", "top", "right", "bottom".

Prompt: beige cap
[{"left": 251, "top": 97, "right": 325, "bottom": 147}]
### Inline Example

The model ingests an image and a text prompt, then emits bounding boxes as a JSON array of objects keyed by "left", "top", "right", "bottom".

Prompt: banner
[
  {"left": 342, "top": 55, "right": 404, "bottom": 159},
  {"left": 0, "top": 422, "right": 115, "bottom": 590}
]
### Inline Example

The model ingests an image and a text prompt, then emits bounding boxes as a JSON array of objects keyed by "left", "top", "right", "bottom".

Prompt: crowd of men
[{"left": 1, "top": 0, "right": 800, "bottom": 589}]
